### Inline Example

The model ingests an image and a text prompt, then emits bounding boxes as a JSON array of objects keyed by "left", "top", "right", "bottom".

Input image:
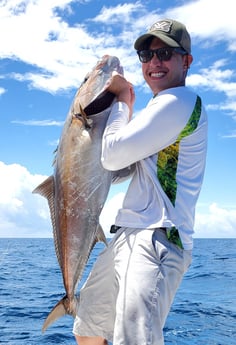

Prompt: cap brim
[{"left": 134, "top": 32, "right": 180, "bottom": 50}]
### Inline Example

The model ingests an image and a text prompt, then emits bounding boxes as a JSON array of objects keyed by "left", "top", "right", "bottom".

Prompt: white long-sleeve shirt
[{"left": 101, "top": 86, "right": 207, "bottom": 250}]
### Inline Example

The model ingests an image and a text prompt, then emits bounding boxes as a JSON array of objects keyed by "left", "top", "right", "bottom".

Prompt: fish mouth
[
  {"left": 77, "top": 55, "right": 122, "bottom": 117},
  {"left": 83, "top": 55, "right": 122, "bottom": 116},
  {"left": 84, "top": 90, "right": 115, "bottom": 116}
]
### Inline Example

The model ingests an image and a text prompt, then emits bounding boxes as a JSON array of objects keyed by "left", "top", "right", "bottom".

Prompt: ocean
[{"left": 0, "top": 238, "right": 235, "bottom": 345}]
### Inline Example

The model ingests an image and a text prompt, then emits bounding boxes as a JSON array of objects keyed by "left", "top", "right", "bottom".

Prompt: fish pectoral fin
[
  {"left": 95, "top": 224, "right": 108, "bottom": 246},
  {"left": 42, "top": 295, "right": 79, "bottom": 333}
]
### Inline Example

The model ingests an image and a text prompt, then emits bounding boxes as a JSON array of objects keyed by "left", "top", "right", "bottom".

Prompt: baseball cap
[{"left": 134, "top": 19, "right": 191, "bottom": 54}]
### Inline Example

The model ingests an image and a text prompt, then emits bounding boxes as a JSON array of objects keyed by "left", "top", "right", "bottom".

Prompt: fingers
[
  {"left": 106, "top": 74, "right": 135, "bottom": 120},
  {"left": 107, "top": 74, "right": 128, "bottom": 94}
]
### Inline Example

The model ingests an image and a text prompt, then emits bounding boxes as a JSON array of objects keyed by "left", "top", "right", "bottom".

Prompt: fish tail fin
[{"left": 42, "top": 295, "right": 80, "bottom": 333}]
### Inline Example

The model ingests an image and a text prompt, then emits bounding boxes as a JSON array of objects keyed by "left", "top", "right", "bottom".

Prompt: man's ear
[{"left": 185, "top": 54, "right": 193, "bottom": 69}]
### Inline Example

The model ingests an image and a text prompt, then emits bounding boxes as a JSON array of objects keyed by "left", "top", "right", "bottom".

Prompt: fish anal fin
[{"left": 95, "top": 224, "right": 108, "bottom": 246}]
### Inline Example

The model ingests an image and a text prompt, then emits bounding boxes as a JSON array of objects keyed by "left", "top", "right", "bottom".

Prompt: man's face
[{"left": 141, "top": 37, "right": 192, "bottom": 95}]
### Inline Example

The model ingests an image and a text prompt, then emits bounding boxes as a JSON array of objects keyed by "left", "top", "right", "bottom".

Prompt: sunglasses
[{"left": 137, "top": 47, "right": 187, "bottom": 63}]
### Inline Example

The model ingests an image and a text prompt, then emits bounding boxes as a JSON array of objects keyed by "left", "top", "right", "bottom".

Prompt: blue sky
[{"left": 0, "top": 0, "right": 236, "bottom": 238}]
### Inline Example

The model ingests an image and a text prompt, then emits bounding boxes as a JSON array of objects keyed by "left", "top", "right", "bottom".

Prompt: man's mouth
[{"left": 150, "top": 71, "right": 166, "bottom": 78}]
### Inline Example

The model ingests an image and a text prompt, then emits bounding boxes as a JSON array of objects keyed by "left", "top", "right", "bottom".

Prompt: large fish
[{"left": 33, "top": 55, "right": 123, "bottom": 332}]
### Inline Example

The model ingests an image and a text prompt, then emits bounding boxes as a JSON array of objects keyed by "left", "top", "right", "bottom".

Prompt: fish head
[{"left": 73, "top": 55, "right": 123, "bottom": 117}]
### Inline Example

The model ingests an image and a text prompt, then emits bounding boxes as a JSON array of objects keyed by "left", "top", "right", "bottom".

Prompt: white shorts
[{"left": 73, "top": 227, "right": 192, "bottom": 345}]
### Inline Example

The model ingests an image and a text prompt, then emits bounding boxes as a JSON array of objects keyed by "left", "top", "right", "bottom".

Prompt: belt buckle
[{"left": 110, "top": 225, "right": 121, "bottom": 234}]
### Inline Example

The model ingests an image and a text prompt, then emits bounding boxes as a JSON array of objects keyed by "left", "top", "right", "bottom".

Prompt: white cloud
[
  {"left": 0, "top": 87, "right": 6, "bottom": 96},
  {"left": 188, "top": 60, "right": 236, "bottom": 94},
  {"left": 0, "top": 0, "right": 104, "bottom": 92},
  {"left": 187, "top": 59, "right": 236, "bottom": 114},
  {"left": 166, "top": 0, "right": 236, "bottom": 43},
  {"left": 0, "top": 161, "right": 51, "bottom": 238},
  {"left": 195, "top": 203, "right": 236, "bottom": 238},
  {"left": 92, "top": 2, "right": 144, "bottom": 24}
]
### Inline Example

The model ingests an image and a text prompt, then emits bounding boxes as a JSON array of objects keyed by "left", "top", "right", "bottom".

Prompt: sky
[{"left": 0, "top": 0, "right": 236, "bottom": 239}]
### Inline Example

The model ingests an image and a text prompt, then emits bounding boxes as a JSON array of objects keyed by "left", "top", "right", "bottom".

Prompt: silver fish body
[{"left": 33, "top": 55, "right": 123, "bottom": 332}]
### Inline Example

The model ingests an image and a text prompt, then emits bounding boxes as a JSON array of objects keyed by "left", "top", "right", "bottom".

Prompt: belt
[{"left": 110, "top": 225, "right": 183, "bottom": 250}]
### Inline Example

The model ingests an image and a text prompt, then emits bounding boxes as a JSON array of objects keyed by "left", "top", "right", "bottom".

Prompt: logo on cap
[{"left": 149, "top": 20, "right": 172, "bottom": 33}]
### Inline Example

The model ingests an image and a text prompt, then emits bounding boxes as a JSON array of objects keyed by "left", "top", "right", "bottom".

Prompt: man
[{"left": 73, "top": 19, "right": 207, "bottom": 345}]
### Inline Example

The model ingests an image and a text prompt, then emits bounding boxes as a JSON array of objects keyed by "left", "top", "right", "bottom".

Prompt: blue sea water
[{"left": 0, "top": 238, "right": 235, "bottom": 345}]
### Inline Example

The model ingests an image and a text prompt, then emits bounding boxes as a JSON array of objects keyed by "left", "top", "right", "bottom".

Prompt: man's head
[
  {"left": 134, "top": 19, "right": 193, "bottom": 95},
  {"left": 134, "top": 19, "right": 191, "bottom": 54}
]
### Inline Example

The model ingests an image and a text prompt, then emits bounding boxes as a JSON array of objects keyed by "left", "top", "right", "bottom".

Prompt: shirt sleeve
[
  {"left": 101, "top": 90, "right": 196, "bottom": 171},
  {"left": 111, "top": 164, "right": 136, "bottom": 184}
]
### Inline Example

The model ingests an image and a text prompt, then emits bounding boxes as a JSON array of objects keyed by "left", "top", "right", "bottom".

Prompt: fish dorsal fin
[
  {"left": 33, "top": 175, "right": 54, "bottom": 200},
  {"left": 32, "top": 176, "right": 62, "bottom": 268},
  {"left": 32, "top": 176, "right": 55, "bottom": 224}
]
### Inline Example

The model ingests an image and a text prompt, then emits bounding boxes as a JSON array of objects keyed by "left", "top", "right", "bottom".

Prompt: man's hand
[{"left": 107, "top": 72, "right": 135, "bottom": 120}]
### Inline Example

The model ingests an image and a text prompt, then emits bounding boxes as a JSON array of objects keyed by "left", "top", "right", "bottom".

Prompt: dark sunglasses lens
[
  {"left": 158, "top": 48, "right": 173, "bottom": 61},
  {"left": 138, "top": 50, "right": 153, "bottom": 63},
  {"left": 138, "top": 48, "right": 174, "bottom": 63}
]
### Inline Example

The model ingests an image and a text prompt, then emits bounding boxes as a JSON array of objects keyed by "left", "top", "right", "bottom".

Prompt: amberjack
[{"left": 33, "top": 55, "right": 123, "bottom": 332}]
